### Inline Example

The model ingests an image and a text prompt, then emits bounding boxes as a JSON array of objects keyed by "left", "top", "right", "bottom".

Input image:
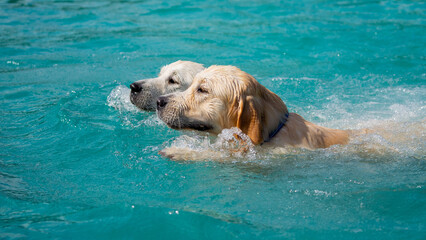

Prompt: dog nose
[
  {"left": 130, "top": 82, "right": 143, "bottom": 93},
  {"left": 157, "top": 96, "right": 168, "bottom": 109}
]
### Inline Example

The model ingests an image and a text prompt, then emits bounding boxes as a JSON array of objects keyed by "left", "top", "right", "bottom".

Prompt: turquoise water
[{"left": 1, "top": 0, "right": 425, "bottom": 238}]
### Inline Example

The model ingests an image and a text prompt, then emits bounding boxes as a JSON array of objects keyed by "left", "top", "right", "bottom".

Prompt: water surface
[{"left": 0, "top": 0, "right": 425, "bottom": 239}]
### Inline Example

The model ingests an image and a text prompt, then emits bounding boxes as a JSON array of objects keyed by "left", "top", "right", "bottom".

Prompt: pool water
[{"left": 1, "top": 0, "right": 425, "bottom": 239}]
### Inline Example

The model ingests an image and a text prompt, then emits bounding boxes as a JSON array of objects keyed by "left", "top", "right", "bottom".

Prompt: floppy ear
[{"left": 236, "top": 95, "right": 264, "bottom": 145}]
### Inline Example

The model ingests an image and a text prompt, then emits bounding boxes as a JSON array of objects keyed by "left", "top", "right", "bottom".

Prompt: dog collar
[{"left": 264, "top": 112, "right": 290, "bottom": 142}]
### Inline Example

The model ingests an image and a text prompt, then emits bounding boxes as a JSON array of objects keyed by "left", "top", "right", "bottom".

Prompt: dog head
[
  {"left": 157, "top": 65, "right": 289, "bottom": 145},
  {"left": 129, "top": 60, "right": 204, "bottom": 111}
]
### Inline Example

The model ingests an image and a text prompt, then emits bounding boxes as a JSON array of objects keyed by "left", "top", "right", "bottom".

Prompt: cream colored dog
[
  {"left": 130, "top": 60, "right": 204, "bottom": 110},
  {"left": 157, "top": 65, "right": 350, "bottom": 151}
]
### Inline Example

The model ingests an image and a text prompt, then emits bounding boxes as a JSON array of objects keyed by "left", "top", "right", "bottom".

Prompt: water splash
[
  {"left": 161, "top": 128, "right": 260, "bottom": 162},
  {"left": 348, "top": 120, "right": 425, "bottom": 157},
  {"left": 107, "top": 85, "right": 164, "bottom": 128},
  {"left": 159, "top": 120, "right": 425, "bottom": 162},
  {"left": 107, "top": 85, "right": 138, "bottom": 113}
]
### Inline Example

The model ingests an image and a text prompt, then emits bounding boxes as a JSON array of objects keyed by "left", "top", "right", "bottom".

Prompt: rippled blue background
[{"left": 1, "top": 0, "right": 425, "bottom": 239}]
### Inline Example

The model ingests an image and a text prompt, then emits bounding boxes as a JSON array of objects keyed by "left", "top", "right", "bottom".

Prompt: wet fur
[{"left": 158, "top": 65, "right": 350, "bottom": 150}]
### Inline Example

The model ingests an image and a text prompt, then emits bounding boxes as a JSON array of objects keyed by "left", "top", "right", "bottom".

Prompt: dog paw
[
  {"left": 158, "top": 147, "right": 198, "bottom": 161},
  {"left": 158, "top": 147, "right": 225, "bottom": 161}
]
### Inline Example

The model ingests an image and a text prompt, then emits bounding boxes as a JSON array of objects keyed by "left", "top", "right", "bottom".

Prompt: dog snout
[
  {"left": 130, "top": 82, "right": 143, "bottom": 93},
  {"left": 157, "top": 96, "right": 168, "bottom": 109}
]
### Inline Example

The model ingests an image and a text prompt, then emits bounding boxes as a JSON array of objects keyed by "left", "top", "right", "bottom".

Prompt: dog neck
[{"left": 264, "top": 112, "right": 290, "bottom": 142}]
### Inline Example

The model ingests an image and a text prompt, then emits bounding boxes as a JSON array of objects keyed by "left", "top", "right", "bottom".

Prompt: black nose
[
  {"left": 157, "top": 96, "right": 168, "bottom": 109},
  {"left": 130, "top": 82, "right": 143, "bottom": 93}
]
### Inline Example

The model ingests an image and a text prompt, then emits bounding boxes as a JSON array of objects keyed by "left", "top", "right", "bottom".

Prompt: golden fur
[{"left": 157, "top": 65, "right": 349, "bottom": 150}]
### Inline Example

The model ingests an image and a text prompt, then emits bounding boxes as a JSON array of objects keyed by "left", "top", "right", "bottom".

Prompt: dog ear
[{"left": 236, "top": 95, "right": 264, "bottom": 145}]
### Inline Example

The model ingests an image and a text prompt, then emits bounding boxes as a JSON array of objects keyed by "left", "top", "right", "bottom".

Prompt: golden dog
[{"left": 157, "top": 65, "right": 349, "bottom": 150}]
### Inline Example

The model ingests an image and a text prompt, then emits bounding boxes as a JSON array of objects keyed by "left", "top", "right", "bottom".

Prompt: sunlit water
[{"left": 1, "top": 0, "right": 425, "bottom": 239}]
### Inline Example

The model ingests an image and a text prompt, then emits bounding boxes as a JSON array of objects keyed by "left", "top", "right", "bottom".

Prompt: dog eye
[
  {"left": 168, "top": 78, "right": 177, "bottom": 84},
  {"left": 197, "top": 87, "right": 208, "bottom": 93}
]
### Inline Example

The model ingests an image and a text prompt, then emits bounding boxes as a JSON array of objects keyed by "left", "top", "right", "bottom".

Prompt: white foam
[
  {"left": 107, "top": 85, "right": 139, "bottom": 113},
  {"left": 106, "top": 85, "right": 165, "bottom": 128},
  {"left": 269, "top": 75, "right": 425, "bottom": 129},
  {"left": 162, "top": 128, "right": 260, "bottom": 161},
  {"left": 389, "top": 103, "right": 421, "bottom": 121},
  {"left": 159, "top": 117, "right": 425, "bottom": 161},
  {"left": 139, "top": 114, "right": 163, "bottom": 127}
]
